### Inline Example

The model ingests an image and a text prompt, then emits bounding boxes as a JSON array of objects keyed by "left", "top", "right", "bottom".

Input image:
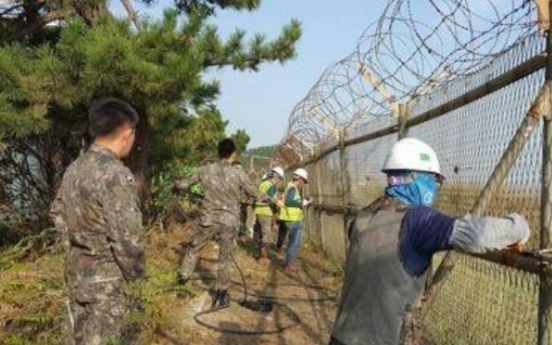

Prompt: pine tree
[
  {"left": 232, "top": 129, "right": 251, "bottom": 153},
  {"left": 0, "top": 1, "right": 301, "bottom": 235}
]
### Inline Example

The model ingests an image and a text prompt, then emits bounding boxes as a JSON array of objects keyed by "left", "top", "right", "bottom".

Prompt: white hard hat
[
  {"left": 382, "top": 137, "right": 443, "bottom": 178},
  {"left": 271, "top": 167, "right": 285, "bottom": 179},
  {"left": 293, "top": 168, "right": 308, "bottom": 183}
]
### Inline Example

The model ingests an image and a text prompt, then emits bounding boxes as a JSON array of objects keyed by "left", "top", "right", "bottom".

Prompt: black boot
[{"left": 211, "top": 289, "right": 230, "bottom": 310}]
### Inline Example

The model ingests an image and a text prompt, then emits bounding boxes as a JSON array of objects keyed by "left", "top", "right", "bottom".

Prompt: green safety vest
[
  {"left": 279, "top": 182, "right": 303, "bottom": 222},
  {"left": 255, "top": 180, "right": 275, "bottom": 217}
]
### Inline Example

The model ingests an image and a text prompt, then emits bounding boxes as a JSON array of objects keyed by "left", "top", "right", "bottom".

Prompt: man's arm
[
  {"left": 404, "top": 207, "right": 529, "bottom": 254},
  {"left": 49, "top": 186, "right": 69, "bottom": 248},
  {"left": 103, "top": 168, "right": 145, "bottom": 282},
  {"left": 265, "top": 185, "right": 278, "bottom": 203},
  {"left": 285, "top": 187, "right": 302, "bottom": 207},
  {"left": 174, "top": 168, "right": 201, "bottom": 192},
  {"left": 399, "top": 207, "right": 529, "bottom": 276},
  {"left": 448, "top": 213, "right": 530, "bottom": 254},
  {"left": 238, "top": 169, "right": 257, "bottom": 200}
]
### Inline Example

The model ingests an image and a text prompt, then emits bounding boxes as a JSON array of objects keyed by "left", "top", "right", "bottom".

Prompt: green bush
[{"left": 148, "top": 162, "right": 204, "bottom": 222}]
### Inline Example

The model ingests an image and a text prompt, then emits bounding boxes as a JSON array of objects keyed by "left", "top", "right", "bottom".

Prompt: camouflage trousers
[
  {"left": 65, "top": 282, "right": 139, "bottom": 345},
  {"left": 238, "top": 205, "right": 248, "bottom": 236},
  {"left": 179, "top": 223, "right": 237, "bottom": 291},
  {"left": 254, "top": 216, "right": 275, "bottom": 249}
]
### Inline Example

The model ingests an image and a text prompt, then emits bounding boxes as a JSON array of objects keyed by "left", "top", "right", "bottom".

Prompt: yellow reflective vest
[{"left": 279, "top": 182, "right": 303, "bottom": 222}]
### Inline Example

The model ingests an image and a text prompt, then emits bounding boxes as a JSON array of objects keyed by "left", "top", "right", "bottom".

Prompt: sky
[{"left": 109, "top": 0, "right": 386, "bottom": 148}]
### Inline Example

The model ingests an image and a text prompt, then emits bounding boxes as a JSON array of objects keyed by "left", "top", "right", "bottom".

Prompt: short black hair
[
  {"left": 218, "top": 138, "right": 237, "bottom": 159},
  {"left": 88, "top": 98, "right": 139, "bottom": 138}
]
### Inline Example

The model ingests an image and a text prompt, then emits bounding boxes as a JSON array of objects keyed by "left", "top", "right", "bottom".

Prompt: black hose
[
  {"left": 231, "top": 280, "right": 338, "bottom": 303},
  {"left": 191, "top": 278, "right": 338, "bottom": 303},
  {"left": 193, "top": 299, "right": 301, "bottom": 335},
  {"left": 191, "top": 253, "right": 337, "bottom": 335},
  {"left": 190, "top": 255, "right": 301, "bottom": 335}
]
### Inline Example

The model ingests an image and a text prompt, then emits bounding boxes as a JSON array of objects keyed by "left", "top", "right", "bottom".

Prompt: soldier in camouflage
[
  {"left": 174, "top": 138, "right": 257, "bottom": 309},
  {"left": 50, "top": 98, "right": 145, "bottom": 345},
  {"left": 231, "top": 161, "right": 253, "bottom": 239}
]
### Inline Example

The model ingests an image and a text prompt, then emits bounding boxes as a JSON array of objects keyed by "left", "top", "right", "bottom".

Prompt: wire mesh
[
  {"left": 240, "top": 155, "right": 272, "bottom": 184},
  {"left": 345, "top": 132, "right": 397, "bottom": 207},
  {"left": 424, "top": 254, "right": 539, "bottom": 345},
  {"left": 407, "top": 66, "right": 544, "bottom": 216},
  {"left": 274, "top": 0, "right": 539, "bottom": 167},
  {"left": 275, "top": 0, "right": 546, "bottom": 344},
  {"left": 406, "top": 68, "right": 543, "bottom": 344},
  {"left": 272, "top": 1, "right": 549, "bottom": 344}
]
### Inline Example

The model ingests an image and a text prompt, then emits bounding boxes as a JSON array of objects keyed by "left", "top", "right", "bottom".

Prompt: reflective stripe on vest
[
  {"left": 255, "top": 180, "right": 274, "bottom": 216},
  {"left": 279, "top": 183, "right": 303, "bottom": 222}
]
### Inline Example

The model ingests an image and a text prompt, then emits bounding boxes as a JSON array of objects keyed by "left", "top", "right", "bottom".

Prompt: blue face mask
[{"left": 384, "top": 172, "right": 439, "bottom": 206}]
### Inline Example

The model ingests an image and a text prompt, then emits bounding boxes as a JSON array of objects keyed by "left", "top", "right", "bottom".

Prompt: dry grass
[
  {"left": 2, "top": 180, "right": 538, "bottom": 345},
  {"left": 0, "top": 220, "right": 343, "bottom": 345},
  {"left": 0, "top": 254, "right": 66, "bottom": 345},
  {"left": 0, "top": 222, "right": 195, "bottom": 344}
]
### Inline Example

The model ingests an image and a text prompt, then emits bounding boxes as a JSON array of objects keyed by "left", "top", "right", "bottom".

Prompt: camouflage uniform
[
  {"left": 175, "top": 160, "right": 256, "bottom": 290},
  {"left": 234, "top": 165, "right": 253, "bottom": 237},
  {"left": 50, "top": 144, "right": 145, "bottom": 345}
]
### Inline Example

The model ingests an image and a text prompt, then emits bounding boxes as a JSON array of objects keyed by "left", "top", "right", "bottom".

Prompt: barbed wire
[{"left": 273, "top": 0, "right": 538, "bottom": 167}]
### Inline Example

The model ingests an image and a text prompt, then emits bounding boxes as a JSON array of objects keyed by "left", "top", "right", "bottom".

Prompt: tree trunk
[
  {"left": 119, "top": 0, "right": 142, "bottom": 30},
  {"left": 125, "top": 106, "right": 152, "bottom": 211}
]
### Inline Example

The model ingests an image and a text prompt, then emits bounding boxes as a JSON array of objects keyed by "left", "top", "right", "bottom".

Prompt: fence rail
[{"left": 272, "top": 1, "right": 552, "bottom": 343}]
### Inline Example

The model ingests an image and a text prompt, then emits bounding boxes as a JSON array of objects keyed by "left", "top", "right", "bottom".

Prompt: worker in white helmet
[
  {"left": 278, "top": 167, "right": 312, "bottom": 272},
  {"left": 329, "top": 137, "right": 530, "bottom": 345},
  {"left": 254, "top": 167, "right": 285, "bottom": 264}
]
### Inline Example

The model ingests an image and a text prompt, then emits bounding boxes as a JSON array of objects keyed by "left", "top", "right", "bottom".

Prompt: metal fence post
[
  {"left": 249, "top": 154, "right": 254, "bottom": 172},
  {"left": 314, "top": 158, "right": 326, "bottom": 249},
  {"left": 538, "top": 2, "right": 552, "bottom": 342},
  {"left": 338, "top": 129, "right": 351, "bottom": 255},
  {"left": 398, "top": 103, "right": 409, "bottom": 139}
]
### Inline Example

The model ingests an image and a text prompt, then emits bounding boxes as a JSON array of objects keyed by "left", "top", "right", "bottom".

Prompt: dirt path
[{"left": 166, "top": 237, "right": 342, "bottom": 345}]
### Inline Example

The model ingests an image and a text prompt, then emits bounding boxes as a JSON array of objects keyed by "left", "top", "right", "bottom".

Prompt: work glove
[
  {"left": 506, "top": 213, "right": 530, "bottom": 254},
  {"left": 508, "top": 234, "right": 530, "bottom": 253},
  {"left": 302, "top": 198, "right": 312, "bottom": 207}
]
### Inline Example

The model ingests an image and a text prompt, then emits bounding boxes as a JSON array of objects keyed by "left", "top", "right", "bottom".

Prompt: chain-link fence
[
  {"left": 273, "top": 1, "right": 552, "bottom": 343},
  {"left": 239, "top": 154, "right": 272, "bottom": 184},
  {"left": 301, "top": 34, "right": 547, "bottom": 344}
]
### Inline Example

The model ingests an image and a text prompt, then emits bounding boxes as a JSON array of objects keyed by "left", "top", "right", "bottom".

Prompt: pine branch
[
  {"left": 203, "top": 19, "right": 301, "bottom": 70},
  {"left": 175, "top": 0, "right": 261, "bottom": 14}
]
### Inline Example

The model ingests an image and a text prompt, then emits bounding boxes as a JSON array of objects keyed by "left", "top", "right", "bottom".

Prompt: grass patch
[{"left": 0, "top": 222, "right": 197, "bottom": 344}]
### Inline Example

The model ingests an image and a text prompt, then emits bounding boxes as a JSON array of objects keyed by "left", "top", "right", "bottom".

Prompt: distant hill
[{"left": 244, "top": 145, "right": 277, "bottom": 157}]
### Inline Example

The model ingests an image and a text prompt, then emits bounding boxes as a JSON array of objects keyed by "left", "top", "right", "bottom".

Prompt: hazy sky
[{"left": 110, "top": 0, "right": 385, "bottom": 148}]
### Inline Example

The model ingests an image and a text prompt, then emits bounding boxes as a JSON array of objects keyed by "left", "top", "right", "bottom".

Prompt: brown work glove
[{"left": 506, "top": 242, "right": 523, "bottom": 254}]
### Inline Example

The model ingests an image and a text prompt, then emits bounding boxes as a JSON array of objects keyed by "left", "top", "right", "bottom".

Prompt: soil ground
[
  {"left": 0, "top": 221, "right": 343, "bottom": 345},
  {"left": 165, "top": 230, "right": 343, "bottom": 345}
]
